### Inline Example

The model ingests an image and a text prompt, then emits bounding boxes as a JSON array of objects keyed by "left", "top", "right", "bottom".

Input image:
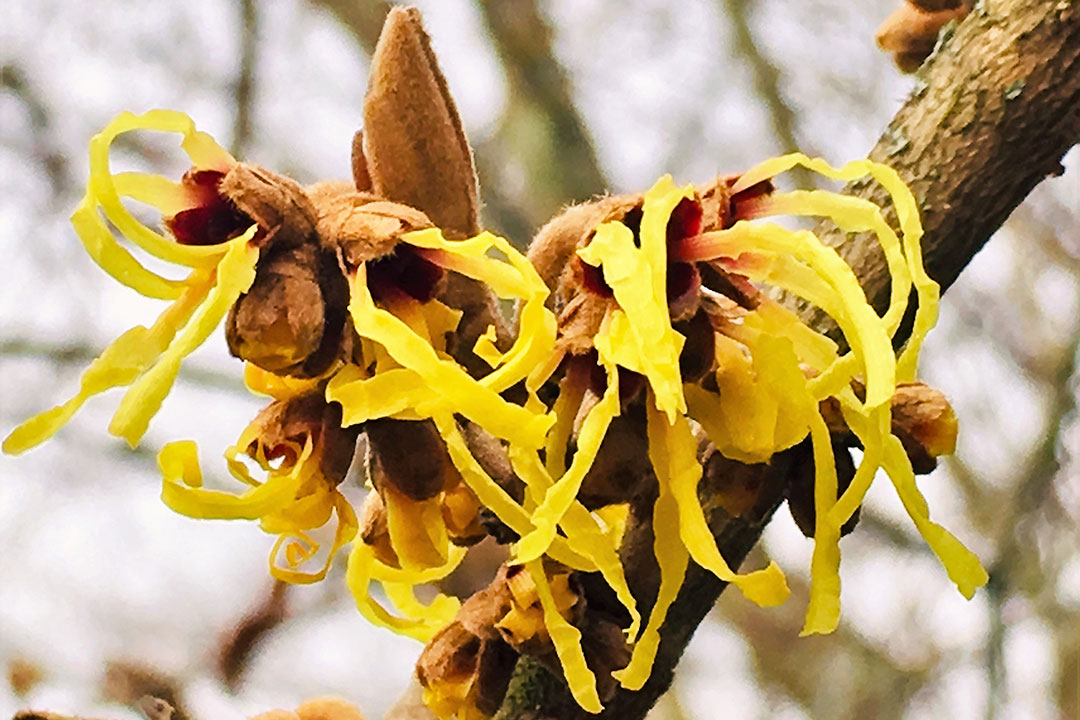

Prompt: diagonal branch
[{"left": 497, "top": 1, "right": 1080, "bottom": 717}]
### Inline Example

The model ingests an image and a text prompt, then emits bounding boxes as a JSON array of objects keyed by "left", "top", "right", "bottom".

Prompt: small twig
[
  {"left": 0, "top": 338, "right": 247, "bottom": 396},
  {"left": 218, "top": 580, "right": 291, "bottom": 690},
  {"left": 717, "top": 0, "right": 816, "bottom": 188},
  {"left": 232, "top": 0, "right": 258, "bottom": 158}
]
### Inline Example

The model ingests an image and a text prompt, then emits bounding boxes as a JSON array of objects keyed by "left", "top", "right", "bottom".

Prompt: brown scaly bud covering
[
  {"left": 417, "top": 562, "right": 629, "bottom": 716},
  {"left": 820, "top": 380, "right": 958, "bottom": 475},
  {"left": 876, "top": 1, "right": 971, "bottom": 73},
  {"left": 219, "top": 164, "right": 319, "bottom": 250},
  {"left": 890, "top": 381, "right": 959, "bottom": 474},
  {"left": 786, "top": 439, "right": 861, "bottom": 539},
  {"left": 226, "top": 243, "right": 349, "bottom": 377}
]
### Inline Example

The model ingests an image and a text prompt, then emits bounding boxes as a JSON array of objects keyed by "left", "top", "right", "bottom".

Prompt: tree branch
[{"left": 497, "top": 1, "right": 1080, "bottom": 717}]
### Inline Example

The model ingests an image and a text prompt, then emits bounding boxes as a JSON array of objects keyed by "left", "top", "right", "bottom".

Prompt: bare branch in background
[
  {"left": 718, "top": 566, "right": 934, "bottom": 720},
  {"left": 309, "top": 0, "right": 392, "bottom": 51},
  {"left": 218, "top": 580, "right": 290, "bottom": 691},
  {"left": 0, "top": 339, "right": 246, "bottom": 395},
  {"left": 477, "top": 0, "right": 608, "bottom": 223},
  {"left": 1, "top": 63, "right": 72, "bottom": 197},
  {"left": 232, "top": 0, "right": 258, "bottom": 158},
  {"left": 716, "top": 0, "right": 816, "bottom": 188}
]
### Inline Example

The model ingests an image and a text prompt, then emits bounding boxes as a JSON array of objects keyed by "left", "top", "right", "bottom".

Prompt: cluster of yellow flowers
[{"left": 3, "top": 111, "right": 987, "bottom": 718}]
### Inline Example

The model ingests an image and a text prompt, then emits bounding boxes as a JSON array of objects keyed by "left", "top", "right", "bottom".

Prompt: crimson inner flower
[
  {"left": 366, "top": 244, "right": 445, "bottom": 303},
  {"left": 166, "top": 169, "right": 252, "bottom": 246}
]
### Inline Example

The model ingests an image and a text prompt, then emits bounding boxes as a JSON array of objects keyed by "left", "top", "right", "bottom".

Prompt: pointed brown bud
[{"left": 363, "top": 7, "right": 479, "bottom": 237}]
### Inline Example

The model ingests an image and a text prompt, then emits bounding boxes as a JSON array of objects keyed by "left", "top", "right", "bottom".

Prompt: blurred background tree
[{"left": 0, "top": 1, "right": 1076, "bottom": 719}]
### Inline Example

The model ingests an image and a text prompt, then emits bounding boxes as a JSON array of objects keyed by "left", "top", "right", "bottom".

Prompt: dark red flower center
[
  {"left": 165, "top": 169, "right": 253, "bottom": 246},
  {"left": 580, "top": 196, "right": 704, "bottom": 309},
  {"left": 367, "top": 244, "right": 445, "bottom": 304}
]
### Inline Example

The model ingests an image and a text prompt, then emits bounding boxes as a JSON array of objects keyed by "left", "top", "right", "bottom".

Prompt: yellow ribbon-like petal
[
  {"left": 3, "top": 268, "right": 213, "bottom": 455},
  {"left": 109, "top": 233, "right": 259, "bottom": 446},
  {"left": 526, "top": 560, "right": 603, "bottom": 714},
  {"left": 647, "top": 398, "right": 789, "bottom": 607}
]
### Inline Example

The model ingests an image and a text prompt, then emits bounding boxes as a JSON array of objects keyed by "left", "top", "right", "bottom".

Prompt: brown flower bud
[
  {"left": 875, "top": 2, "right": 970, "bottom": 73},
  {"left": 579, "top": 409, "right": 652, "bottom": 509},
  {"left": 226, "top": 241, "right": 349, "bottom": 378},
  {"left": 820, "top": 380, "right": 956, "bottom": 474},
  {"left": 245, "top": 393, "right": 359, "bottom": 486},
  {"left": 367, "top": 418, "right": 456, "bottom": 502},
  {"left": 786, "top": 439, "right": 861, "bottom": 539},
  {"left": 416, "top": 570, "right": 518, "bottom": 717},
  {"left": 890, "top": 381, "right": 958, "bottom": 474}
]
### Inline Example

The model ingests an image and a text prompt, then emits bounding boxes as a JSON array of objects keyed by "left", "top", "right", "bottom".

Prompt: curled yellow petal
[
  {"left": 87, "top": 110, "right": 236, "bottom": 267},
  {"left": 158, "top": 438, "right": 309, "bottom": 520},
  {"left": 270, "top": 493, "right": 359, "bottom": 584},
  {"left": 344, "top": 539, "right": 463, "bottom": 643}
]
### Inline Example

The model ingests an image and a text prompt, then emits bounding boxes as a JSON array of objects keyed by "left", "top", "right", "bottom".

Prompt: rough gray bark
[{"left": 495, "top": 1, "right": 1080, "bottom": 718}]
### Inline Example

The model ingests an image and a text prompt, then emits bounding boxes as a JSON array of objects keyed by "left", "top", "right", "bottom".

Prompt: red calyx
[
  {"left": 166, "top": 169, "right": 252, "bottom": 246},
  {"left": 724, "top": 178, "right": 775, "bottom": 227}
]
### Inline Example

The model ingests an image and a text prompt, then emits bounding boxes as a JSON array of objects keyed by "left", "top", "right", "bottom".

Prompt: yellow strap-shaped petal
[
  {"left": 509, "top": 446, "right": 642, "bottom": 642},
  {"left": 432, "top": 413, "right": 596, "bottom": 573},
  {"left": 87, "top": 110, "right": 237, "bottom": 267},
  {"left": 69, "top": 197, "right": 188, "bottom": 299},
  {"left": 613, "top": 454, "right": 689, "bottom": 690},
  {"left": 406, "top": 229, "right": 558, "bottom": 395},
  {"left": 647, "top": 399, "right": 789, "bottom": 606},
  {"left": 344, "top": 540, "right": 462, "bottom": 643},
  {"left": 3, "top": 269, "right": 213, "bottom": 455},
  {"left": 513, "top": 343, "right": 620, "bottom": 563},
  {"left": 730, "top": 153, "right": 935, "bottom": 382},
  {"left": 703, "top": 222, "right": 895, "bottom": 410},
  {"left": 383, "top": 486, "right": 451, "bottom": 571},
  {"left": 347, "top": 268, "right": 552, "bottom": 449},
  {"left": 244, "top": 362, "right": 322, "bottom": 400},
  {"left": 578, "top": 178, "right": 689, "bottom": 420},
  {"left": 525, "top": 560, "right": 603, "bottom": 714},
  {"left": 754, "top": 191, "right": 912, "bottom": 334},
  {"left": 327, "top": 366, "right": 445, "bottom": 426},
  {"left": 109, "top": 233, "right": 259, "bottom": 446},
  {"left": 799, "top": 411, "right": 844, "bottom": 636}
]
